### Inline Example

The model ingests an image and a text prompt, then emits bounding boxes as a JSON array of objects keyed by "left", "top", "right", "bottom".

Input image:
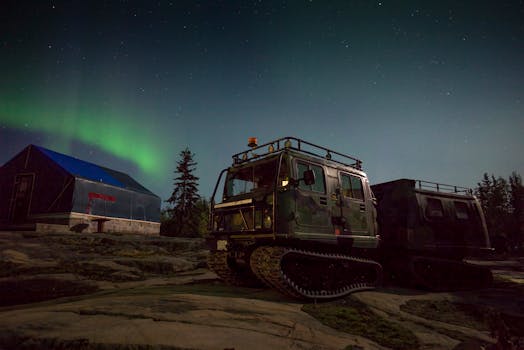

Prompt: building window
[
  {"left": 340, "top": 173, "right": 365, "bottom": 201},
  {"left": 297, "top": 161, "right": 326, "bottom": 193}
]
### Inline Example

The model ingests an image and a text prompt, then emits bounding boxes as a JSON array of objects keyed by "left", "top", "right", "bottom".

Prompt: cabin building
[{"left": 0, "top": 144, "right": 160, "bottom": 235}]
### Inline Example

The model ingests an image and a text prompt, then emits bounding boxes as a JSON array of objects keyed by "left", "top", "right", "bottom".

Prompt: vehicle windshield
[{"left": 224, "top": 158, "right": 278, "bottom": 199}]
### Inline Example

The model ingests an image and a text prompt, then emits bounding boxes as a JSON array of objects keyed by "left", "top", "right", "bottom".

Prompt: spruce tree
[{"left": 166, "top": 147, "right": 200, "bottom": 236}]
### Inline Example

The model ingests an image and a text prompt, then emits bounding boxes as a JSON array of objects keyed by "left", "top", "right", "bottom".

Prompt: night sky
[{"left": 1, "top": 1, "right": 523, "bottom": 203}]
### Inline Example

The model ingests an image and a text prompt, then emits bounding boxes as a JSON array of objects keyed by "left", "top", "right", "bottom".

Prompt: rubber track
[
  {"left": 207, "top": 251, "right": 262, "bottom": 287},
  {"left": 250, "top": 246, "right": 383, "bottom": 300}
]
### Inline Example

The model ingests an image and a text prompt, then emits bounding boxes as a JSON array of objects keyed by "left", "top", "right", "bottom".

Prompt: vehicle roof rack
[
  {"left": 415, "top": 179, "right": 473, "bottom": 195},
  {"left": 232, "top": 136, "right": 363, "bottom": 170}
]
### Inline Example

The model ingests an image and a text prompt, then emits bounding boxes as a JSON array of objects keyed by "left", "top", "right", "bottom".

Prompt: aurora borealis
[
  {"left": 1, "top": 1, "right": 523, "bottom": 201},
  {"left": 1, "top": 95, "right": 164, "bottom": 175}
]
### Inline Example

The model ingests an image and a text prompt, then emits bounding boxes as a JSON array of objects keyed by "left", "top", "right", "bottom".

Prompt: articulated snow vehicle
[
  {"left": 372, "top": 179, "right": 493, "bottom": 290},
  {"left": 207, "top": 137, "right": 492, "bottom": 299}
]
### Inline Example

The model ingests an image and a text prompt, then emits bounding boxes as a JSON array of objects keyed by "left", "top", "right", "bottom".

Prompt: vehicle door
[
  {"left": 294, "top": 160, "right": 331, "bottom": 235},
  {"left": 338, "top": 172, "right": 369, "bottom": 235}
]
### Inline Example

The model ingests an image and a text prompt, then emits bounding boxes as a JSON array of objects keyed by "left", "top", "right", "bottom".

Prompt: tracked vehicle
[
  {"left": 207, "top": 137, "right": 383, "bottom": 299},
  {"left": 372, "top": 179, "right": 493, "bottom": 290},
  {"left": 207, "top": 137, "right": 492, "bottom": 299}
]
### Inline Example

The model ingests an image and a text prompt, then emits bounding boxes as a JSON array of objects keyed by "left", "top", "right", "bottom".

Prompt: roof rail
[
  {"left": 231, "top": 136, "right": 363, "bottom": 170},
  {"left": 415, "top": 180, "right": 473, "bottom": 195}
]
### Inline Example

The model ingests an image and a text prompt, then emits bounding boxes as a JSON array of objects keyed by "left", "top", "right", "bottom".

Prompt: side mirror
[{"left": 303, "top": 169, "right": 316, "bottom": 186}]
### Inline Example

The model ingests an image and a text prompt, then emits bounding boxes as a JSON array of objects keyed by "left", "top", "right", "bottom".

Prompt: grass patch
[
  {"left": 400, "top": 299, "right": 524, "bottom": 338},
  {"left": 74, "top": 308, "right": 192, "bottom": 321},
  {"left": 302, "top": 298, "right": 419, "bottom": 350},
  {"left": 400, "top": 300, "right": 489, "bottom": 331},
  {"left": 116, "top": 259, "right": 175, "bottom": 274},
  {"left": 429, "top": 327, "right": 483, "bottom": 343},
  {"left": 169, "top": 281, "right": 294, "bottom": 302},
  {"left": 0, "top": 261, "right": 21, "bottom": 277},
  {"left": 0, "top": 261, "right": 72, "bottom": 278},
  {"left": 113, "top": 248, "right": 164, "bottom": 258},
  {"left": 20, "top": 232, "right": 41, "bottom": 239},
  {"left": 0, "top": 260, "right": 144, "bottom": 282},
  {"left": 149, "top": 300, "right": 199, "bottom": 314},
  {"left": 141, "top": 238, "right": 206, "bottom": 254},
  {"left": 0, "top": 330, "right": 196, "bottom": 349},
  {"left": 68, "top": 262, "right": 144, "bottom": 282},
  {"left": 492, "top": 275, "right": 524, "bottom": 295},
  {"left": 0, "top": 278, "right": 99, "bottom": 306},
  {"left": 76, "top": 309, "right": 154, "bottom": 319},
  {"left": 106, "top": 281, "right": 293, "bottom": 303},
  {"left": 221, "top": 307, "right": 267, "bottom": 316}
]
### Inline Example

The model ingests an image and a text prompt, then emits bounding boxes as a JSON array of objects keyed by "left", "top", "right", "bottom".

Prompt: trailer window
[
  {"left": 297, "top": 161, "right": 326, "bottom": 193},
  {"left": 426, "top": 198, "right": 444, "bottom": 218},
  {"left": 454, "top": 201, "right": 469, "bottom": 220},
  {"left": 340, "top": 173, "right": 365, "bottom": 201}
]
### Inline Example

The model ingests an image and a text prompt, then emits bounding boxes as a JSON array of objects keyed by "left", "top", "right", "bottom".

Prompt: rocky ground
[{"left": 0, "top": 231, "right": 523, "bottom": 350}]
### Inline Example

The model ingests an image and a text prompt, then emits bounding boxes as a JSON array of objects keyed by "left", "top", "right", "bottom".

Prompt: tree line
[
  {"left": 161, "top": 147, "right": 524, "bottom": 251},
  {"left": 476, "top": 172, "right": 524, "bottom": 252}
]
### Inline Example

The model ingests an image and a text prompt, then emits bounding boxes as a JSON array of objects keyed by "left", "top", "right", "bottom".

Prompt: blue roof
[{"left": 35, "top": 145, "right": 155, "bottom": 195}]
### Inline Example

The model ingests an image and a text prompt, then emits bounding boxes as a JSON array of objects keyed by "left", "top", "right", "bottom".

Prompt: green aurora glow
[{"left": 1, "top": 96, "right": 169, "bottom": 177}]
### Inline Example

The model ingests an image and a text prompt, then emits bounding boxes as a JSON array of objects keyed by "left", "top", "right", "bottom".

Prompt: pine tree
[{"left": 166, "top": 147, "right": 200, "bottom": 236}]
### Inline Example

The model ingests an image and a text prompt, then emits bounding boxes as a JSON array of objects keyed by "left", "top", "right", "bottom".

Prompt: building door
[{"left": 10, "top": 174, "right": 35, "bottom": 223}]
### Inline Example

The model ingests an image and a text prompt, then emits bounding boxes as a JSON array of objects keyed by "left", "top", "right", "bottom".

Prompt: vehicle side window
[
  {"left": 350, "top": 175, "right": 364, "bottom": 200},
  {"left": 341, "top": 174, "right": 351, "bottom": 197},
  {"left": 297, "top": 162, "right": 309, "bottom": 190},
  {"left": 426, "top": 198, "right": 444, "bottom": 218},
  {"left": 297, "top": 161, "right": 326, "bottom": 193},
  {"left": 340, "top": 173, "right": 365, "bottom": 201},
  {"left": 311, "top": 164, "right": 326, "bottom": 193},
  {"left": 454, "top": 201, "right": 469, "bottom": 220}
]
